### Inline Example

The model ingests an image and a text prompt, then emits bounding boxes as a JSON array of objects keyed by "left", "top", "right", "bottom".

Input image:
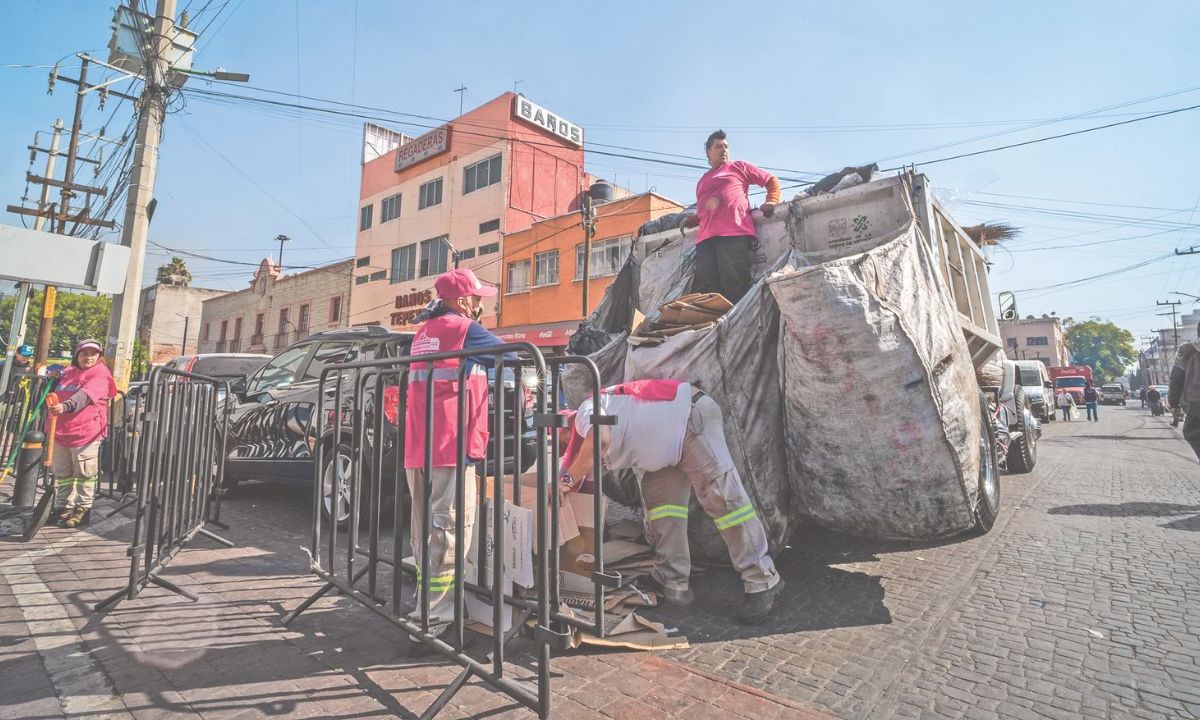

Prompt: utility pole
[
  {"left": 580, "top": 191, "right": 596, "bottom": 319},
  {"left": 275, "top": 234, "right": 290, "bottom": 270},
  {"left": 106, "top": 0, "right": 178, "bottom": 390},
  {"left": 181, "top": 315, "right": 189, "bottom": 355},
  {"left": 0, "top": 121, "right": 64, "bottom": 393},
  {"left": 1157, "top": 300, "right": 1182, "bottom": 351}
]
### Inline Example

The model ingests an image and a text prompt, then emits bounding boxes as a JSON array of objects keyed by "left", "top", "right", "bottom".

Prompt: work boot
[
  {"left": 49, "top": 507, "right": 70, "bottom": 524},
  {"left": 738, "top": 578, "right": 785, "bottom": 626},
  {"left": 64, "top": 507, "right": 91, "bottom": 529},
  {"left": 636, "top": 574, "right": 694, "bottom": 606}
]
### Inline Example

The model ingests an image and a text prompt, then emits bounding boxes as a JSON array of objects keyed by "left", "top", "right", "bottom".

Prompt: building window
[
  {"left": 201, "top": 322, "right": 210, "bottom": 341},
  {"left": 233, "top": 317, "right": 243, "bottom": 340},
  {"left": 359, "top": 204, "right": 373, "bottom": 231},
  {"left": 329, "top": 296, "right": 342, "bottom": 323},
  {"left": 390, "top": 244, "right": 416, "bottom": 283},
  {"left": 479, "top": 242, "right": 500, "bottom": 255},
  {"left": 253, "top": 314, "right": 265, "bottom": 345},
  {"left": 298, "top": 304, "right": 310, "bottom": 334},
  {"left": 279, "top": 308, "right": 289, "bottom": 333},
  {"left": 219, "top": 320, "right": 228, "bottom": 341},
  {"left": 479, "top": 218, "right": 500, "bottom": 234},
  {"left": 1027, "top": 336, "right": 1049, "bottom": 346},
  {"left": 356, "top": 256, "right": 370, "bottom": 268},
  {"left": 1007, "top": 337, "right": 1018, "bottom": 348},
  {"left": 576, "top": 235, "right": 632, "bottom": 280},
  {"left": 457, "top": 247, "right": 476, "bottom": 261},
  {"left": 507, "top": 259, "right": 531, "bottom": 294},
  {"left": 419, "top": 178, "right": 443, "bottom": 209},
  {"left": 420, "top": 236, "right": 449, "bottom": 277},
  {"left": 534, "top": 250, "right": 559, "bottom": 287},
  {"left": 380, "top": 193, "right": 401, "bottom": 223},
  {"left": 463, "top": 154, "right": 502, "bottom": 195},
  {"left": 355, "top": 275, "right": 369, "bottom": 285},
  {"left": 369, "top": 270, "right": 386, "bottom": 282}
]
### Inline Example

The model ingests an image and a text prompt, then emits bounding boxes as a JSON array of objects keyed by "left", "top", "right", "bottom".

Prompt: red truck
[{"left": 1048, "top": 365, "right": 1094, "bottom": 405}]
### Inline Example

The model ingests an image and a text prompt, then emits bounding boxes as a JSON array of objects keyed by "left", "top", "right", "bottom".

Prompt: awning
[{"left": 493, "top": 320, "right": 578, "bottom": 348}]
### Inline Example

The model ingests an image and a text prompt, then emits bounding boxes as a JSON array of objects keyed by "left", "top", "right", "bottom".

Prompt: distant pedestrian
[
  {"left": 1147, "top": 386, "right": 1163, "bottom": 416},
  {"left": 1083, "top": 381, "right": 1099, "bottom": 422},
  {"left": 1056, "top": 390, "right": 1075, "bottom": 421},
  {"left": 3, "top": 344, "right": 35, "bottom": 398},
  {"left": 1169, "top": 325, "right": 1200, "bottom": 461},
  {"left": 1139, "top": 386, "right": 1147, "bottom": 408},
  {"left": 47, "top": 339, "right": 118, "bottom": 529}
]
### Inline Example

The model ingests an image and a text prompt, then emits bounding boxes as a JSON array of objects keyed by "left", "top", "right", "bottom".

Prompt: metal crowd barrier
[
  {"left": 281, "top": 344, "right": 616, "bottom": 719},
  {"left": 0, "top": 374, "right": 55, "bottom": 474},
  {"left": 95, "top": 367, "right": 235, "bottom": 613},
  {"left": 99, "top": 389, "right": 142, "bottom": 515}
]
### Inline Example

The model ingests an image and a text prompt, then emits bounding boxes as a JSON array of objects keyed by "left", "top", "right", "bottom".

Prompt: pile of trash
[{"left": 565, "top": 173, "right": 985, "bottom": 556}]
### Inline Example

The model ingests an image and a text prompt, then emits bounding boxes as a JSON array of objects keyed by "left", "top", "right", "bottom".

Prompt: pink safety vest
[{"left": 403, "top": 313, "right": 490, "bottom": 468}]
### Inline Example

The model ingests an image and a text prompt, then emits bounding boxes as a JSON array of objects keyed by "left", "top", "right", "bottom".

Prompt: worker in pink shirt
[{"left": 681, "top": 130, "right": 782, "bottom": 303}]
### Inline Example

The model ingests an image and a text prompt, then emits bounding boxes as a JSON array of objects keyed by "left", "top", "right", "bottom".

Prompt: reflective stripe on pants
[{"left": 639, "top": 395, "right": 779, "bottom": 594}]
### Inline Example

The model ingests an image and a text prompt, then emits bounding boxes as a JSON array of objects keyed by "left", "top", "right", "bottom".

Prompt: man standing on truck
[
  {"left": 1169, "top": 324, "right": 1200, "bottom": 460},
  {"left": 404, "top": 268, "right": 511, "bottom": 632},
  {"left": 560, "top": 380, "right": 784, "bottom": 624},
  {"left": 680, "top": 130, "right": 782, "bottom": 304}
]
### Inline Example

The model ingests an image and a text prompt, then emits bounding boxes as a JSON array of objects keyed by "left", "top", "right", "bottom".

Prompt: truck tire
[
  {"left": 1006, "top": 384, "right": 1037, "bottom": 474},
  {"left": 974, "top": 391, "right": 1000, "bottom": 533}
]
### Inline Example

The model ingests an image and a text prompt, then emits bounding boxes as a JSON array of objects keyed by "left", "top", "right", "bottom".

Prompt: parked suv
[
  {"left": 1014, "top": 360, "right": 1054, "bottom": 423},
  {"left": 222, "top": 326, "right": 537, "bottom": 525},
  {"left": 1100, "top": 383, "right": 1127, "bottom": 405}
]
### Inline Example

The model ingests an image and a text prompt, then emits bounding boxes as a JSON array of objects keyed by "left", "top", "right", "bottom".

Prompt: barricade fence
[
  {"left": 1, "top": 374, "right": 55, "bottom": 475},
  {"left": 95, "top": 367, "right": 235, "bottom": 612},
  {"left": 282, "top": 344, "right": 616, "bottom": 719}
]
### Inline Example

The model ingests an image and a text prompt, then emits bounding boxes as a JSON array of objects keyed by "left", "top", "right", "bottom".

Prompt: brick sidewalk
[{"left": 0, "top": 500, "right": 828, "bottom": 719}]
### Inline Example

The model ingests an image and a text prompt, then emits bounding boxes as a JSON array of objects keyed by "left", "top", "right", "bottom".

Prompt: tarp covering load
[
  {"left": 567, "top": 173, "right": 988, "bottom": 550},
  {"left": 766, "top": 219, "right": 981, "bottom": 538}
]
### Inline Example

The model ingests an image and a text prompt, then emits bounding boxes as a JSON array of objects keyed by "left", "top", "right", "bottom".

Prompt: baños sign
[{"left": 512, "top": 96, "right": 583, "bottom": 147}]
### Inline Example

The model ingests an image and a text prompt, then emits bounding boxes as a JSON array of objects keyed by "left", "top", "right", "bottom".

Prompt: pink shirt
[
  {"left": 695, "top": 160, "right": 775, "bottom": 243},
  {"left": 51, "top": 362, "right": 118, "bottom": 448}
]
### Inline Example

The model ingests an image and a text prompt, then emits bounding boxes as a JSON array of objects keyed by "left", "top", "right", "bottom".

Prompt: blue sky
[{"left": 2, "top": 1, "right": 1198, "bottom": 351}]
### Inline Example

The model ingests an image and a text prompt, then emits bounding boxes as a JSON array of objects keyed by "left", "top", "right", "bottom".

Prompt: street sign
[{"left": 0, "top": 225, "right": 129, "bottom": 293}]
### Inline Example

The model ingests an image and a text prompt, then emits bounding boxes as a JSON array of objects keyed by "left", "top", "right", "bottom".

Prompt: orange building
[
  {"left": 496, "top": 191, "right": 683, "bottom": 349},
  {"left": 350, "top": 93, "right": 588, "bottom": 331}
]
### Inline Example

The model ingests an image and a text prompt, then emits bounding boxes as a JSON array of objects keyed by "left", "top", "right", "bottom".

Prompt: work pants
[
  {"left": 1059, "top": 407, "right": 1072, "bottom": 421},
  {"left": 1183, "top": 404, "right": 1200, "bottom": 462},
  {"left": 692, "top": 235, "right": 755, "bottom": 304},
  {"left": 405, "top": 465, "right": 477, "bottom": 623},
  {"left": 52, "top": 439, "right": 101, "bottom": 510},
  {"left": 639, "top": 395, "right": 779, "bottom": 594},
  {"left": 1086, "top": 402, "right": 1099, "bottom": 421}
]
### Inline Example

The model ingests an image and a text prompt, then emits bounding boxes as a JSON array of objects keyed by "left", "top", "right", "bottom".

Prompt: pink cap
[{"left": 434, "top": 268, "right": 498, "bottom": 301}]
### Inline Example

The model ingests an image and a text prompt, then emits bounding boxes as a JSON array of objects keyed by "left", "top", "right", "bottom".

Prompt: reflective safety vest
[{"left": 403, "top": 312, "right": 490, "bottom": 468}]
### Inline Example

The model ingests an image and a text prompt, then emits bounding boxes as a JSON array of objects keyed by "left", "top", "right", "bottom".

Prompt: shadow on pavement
[{"left": 1047, "top": 501, "right": 1200, "bottom": 532}]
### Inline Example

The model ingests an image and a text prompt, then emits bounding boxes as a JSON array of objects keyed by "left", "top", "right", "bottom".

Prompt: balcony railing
[
  {"left": 250, "top": 333, "right": 264, "bottom": 348},
  {"left": 274, "top": 331, "right": 294, "bottom": 350},
  {"left": 216, "top": 340, "right": 228, "bottom": 352},
  {"left": 227, "top": 338, "right": 241, "bottom": 353}
]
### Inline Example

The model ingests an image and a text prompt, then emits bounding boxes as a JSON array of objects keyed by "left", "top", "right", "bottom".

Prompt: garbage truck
[{"left": 565, "top": 170, "right": 1039, "bottom": 559}]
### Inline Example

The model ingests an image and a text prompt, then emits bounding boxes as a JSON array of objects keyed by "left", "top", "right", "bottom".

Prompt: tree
[
  {"left": 1063, "top": 319, "right": 1137, "bottom": 383},
  {"left": 0, "top": 289, "right": 112, "bottom": 358},
  {"left": 156, "top": 257, "right": 192, "bottom": 286}
]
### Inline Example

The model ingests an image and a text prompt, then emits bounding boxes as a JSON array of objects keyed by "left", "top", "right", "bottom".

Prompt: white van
[
  {"left": 1014, "top": 360, "right": 1054, "bottom": 422},
  {"left": 1100, "top": 384, "right": 1127, "bottom": 405}
]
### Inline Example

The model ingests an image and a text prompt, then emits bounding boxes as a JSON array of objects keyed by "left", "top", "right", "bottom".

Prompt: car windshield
[
  {"left": 1055, "top": 377, "right": 1087, "bottom": 388},
  {"left": 192, "top": 356, "right": 269, "bottom": 379}
]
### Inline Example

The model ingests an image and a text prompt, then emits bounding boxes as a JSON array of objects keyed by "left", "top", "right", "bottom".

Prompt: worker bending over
[{"left": 562, "top": 379, "right": 783, "bottom": 624}]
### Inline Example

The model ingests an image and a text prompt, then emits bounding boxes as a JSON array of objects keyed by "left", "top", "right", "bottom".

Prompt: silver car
[{"left": 1014, "top": 360, "right": 1054, "bottom": 423}]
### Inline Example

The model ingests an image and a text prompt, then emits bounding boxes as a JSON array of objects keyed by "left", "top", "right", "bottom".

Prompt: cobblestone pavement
[{"left": 1, "top": 403, "right": 1197, "bottom": 718}]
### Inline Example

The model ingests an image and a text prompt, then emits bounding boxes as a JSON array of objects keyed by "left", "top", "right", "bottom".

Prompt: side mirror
[{"left": 229, "top": 374, "right": 248, "bottom": 394}]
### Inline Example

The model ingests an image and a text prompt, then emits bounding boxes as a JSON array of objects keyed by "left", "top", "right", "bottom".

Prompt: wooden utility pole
[
  {"left": 106, "top": 0, "right": 178, "bottom": 389},
  {"left": 1157, "top": 300, "right": 1182, "bottom": 352}
]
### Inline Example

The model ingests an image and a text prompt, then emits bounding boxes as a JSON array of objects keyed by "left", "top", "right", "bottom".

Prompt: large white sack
[{"left": 766, "top": 220, "right": 982, "bottom": 538}]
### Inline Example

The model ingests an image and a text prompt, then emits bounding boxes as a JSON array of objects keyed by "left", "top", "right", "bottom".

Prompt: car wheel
[
  {"left": 974, "top": 391, "right": 1000, "bottom": 533},
  {"left": 1005, "top": 385, "right": 1037, "bottom": 474},
  {"left": 321, "top": 443, "right": 358, "bottom": 530}
]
